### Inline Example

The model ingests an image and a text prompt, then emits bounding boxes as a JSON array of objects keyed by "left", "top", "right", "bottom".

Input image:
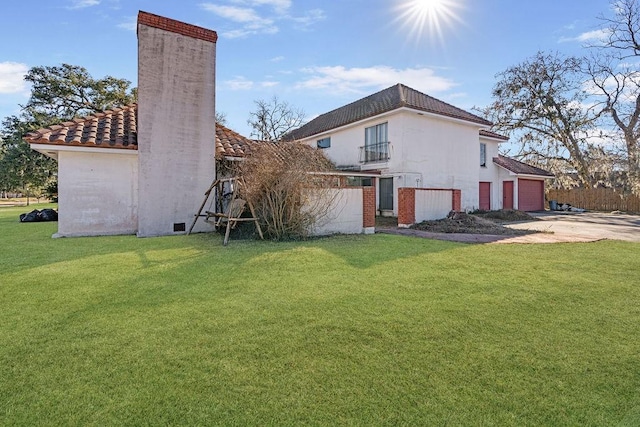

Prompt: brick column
[
  {"left": 398, "top": 187, "right": 416, "bottom": 228},
  {"left": 362, "top": 186, "right": 376, "bottom": 234},
  {"left": 452, "top": 189, "right": 461, "bottom": 212}
]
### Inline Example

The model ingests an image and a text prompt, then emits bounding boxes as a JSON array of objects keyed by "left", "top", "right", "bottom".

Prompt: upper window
[
  {"left": 480, "top": 143, "right": 487, "bottom": 167},
  {"left": 365, "top": 123, "right": 388, "bottom": 147},
  {"left": 317, "top": 137, "right": 331, "bottom": 149},
  {"left": 361, "top": 123, "right": 389, "bottom": 163}
]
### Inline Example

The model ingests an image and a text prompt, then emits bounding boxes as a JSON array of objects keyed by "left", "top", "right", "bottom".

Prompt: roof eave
[
  {"left": 29, "top": 143, "right": 139, "bottom": 156},
  {"left": 294, "top": 106, "right": 491, "bottom": 142}
]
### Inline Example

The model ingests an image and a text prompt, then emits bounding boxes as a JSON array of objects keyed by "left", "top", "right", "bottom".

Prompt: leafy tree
[
  {"left": 247, "top": 96, "right": 306, "bottom": 141},
  {"left": 480, "top": 52, "right": 601, "bottom": 187},
  {"left": 23, "top": 63, "right": 136, "bottom": 123},
  {"left": 0, "top": 116, "right": 56, "bottom": 204},
  {"left": 0, "top": 63, "right": 136, "bottom": 203}
]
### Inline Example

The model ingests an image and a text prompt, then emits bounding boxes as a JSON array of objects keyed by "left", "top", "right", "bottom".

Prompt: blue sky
[{"left": 0, "top": 0, "right": 613, "bottom": 138}]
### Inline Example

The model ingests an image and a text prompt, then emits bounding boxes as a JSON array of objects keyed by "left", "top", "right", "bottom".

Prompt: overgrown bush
[{"left": 234, "top": 141, "right": 337, "bottom": 240}]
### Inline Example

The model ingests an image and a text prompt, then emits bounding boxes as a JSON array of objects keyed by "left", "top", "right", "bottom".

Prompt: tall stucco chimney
[{"left": 136, "top": 11, "right": 217, "bottom": 237}]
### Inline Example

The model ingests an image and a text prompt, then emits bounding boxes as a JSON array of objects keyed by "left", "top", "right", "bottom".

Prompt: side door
[{"left": 379, "top": 177, "right": 393, "bottom": 211}]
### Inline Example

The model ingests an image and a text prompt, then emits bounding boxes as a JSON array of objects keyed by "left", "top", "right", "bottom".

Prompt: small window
[
  {"left": 346, "top": 177, "right": 373, "bottom": 187},
  {"left": 317, "top": 137, "right": 331, "bottom": 149},
  {"left": 480, "top": 143, "right": 487, "bottom": 167}
]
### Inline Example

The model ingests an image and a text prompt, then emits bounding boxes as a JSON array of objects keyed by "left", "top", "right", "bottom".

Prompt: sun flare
[{"left": 394, "top": 0, "right": 465, "bottom": 46}]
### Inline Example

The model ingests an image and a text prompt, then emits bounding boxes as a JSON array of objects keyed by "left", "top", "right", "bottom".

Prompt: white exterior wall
[
  {"left": 137, "top": 24, "right": 216, "bottom": 237},
  {"left": 309, "top": 188, "right": 364, "bottom": 235},
  {"left": 302, "top": 109, "right": 484, "bottom": 214},
  {"left": 56, "top": 150, "right": 138, "bottom": 237},
  {"left": 479, "top": 136, "right": 503, "bottom": 210},
  {"left": 414, "top": 189, "right": 453, "bottom": 222}
]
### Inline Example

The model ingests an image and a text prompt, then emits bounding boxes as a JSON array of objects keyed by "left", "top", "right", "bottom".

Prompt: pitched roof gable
[
  {"left": 493, "top": 155, "right": 554, "bottom": 177},
  {"left": 285, "top": 83, "right": 492, "bottom": 140}
]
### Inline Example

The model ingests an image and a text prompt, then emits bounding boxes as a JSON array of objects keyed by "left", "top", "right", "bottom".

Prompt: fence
[
  {"left": 398, "top": 187, "right": 461, "bottom": 227},
  {"left": 307, "top": 186, "right": 376, "bottom": 236},
  {"left": 547, "top": 188, "right": 640, "bottom": 213}
]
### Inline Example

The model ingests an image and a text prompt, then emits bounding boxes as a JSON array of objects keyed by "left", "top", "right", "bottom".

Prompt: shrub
[{"left": 234, "top": 141, "right": 337, "bottom": 240}]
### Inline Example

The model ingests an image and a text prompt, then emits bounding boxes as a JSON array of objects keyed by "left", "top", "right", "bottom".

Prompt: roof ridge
[
  {"left": 398, "top": 83, "right": 407, "bottom": 106},
  {"left": 285, "top": 83, "right": 493, "bottom": 141}
]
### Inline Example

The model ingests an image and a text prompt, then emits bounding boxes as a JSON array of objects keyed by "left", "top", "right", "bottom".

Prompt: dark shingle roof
[
  {"left": 24, "top": 104, "right": 138, "bottom": 150},
  {"left": 285, "top": 83, "right": 492, "bottom": 140},
  {"left": 480, "top": 129, "right": 509, "bottom": 140},
  {"left": 493, "top": 155, "right": 554, "bottom": 177}
]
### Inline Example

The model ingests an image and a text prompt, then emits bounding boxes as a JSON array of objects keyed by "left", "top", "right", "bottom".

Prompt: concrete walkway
[
  {"left": 377, "top": 211, "right": 640, "bottom": 244},
  {"left": 505, "top": 211, "right": 640, "bottom": 243}
]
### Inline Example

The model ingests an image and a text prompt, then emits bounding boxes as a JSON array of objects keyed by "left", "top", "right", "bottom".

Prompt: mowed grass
[{"left": 1, "top": 205, "right": 640, "bottom": 426}]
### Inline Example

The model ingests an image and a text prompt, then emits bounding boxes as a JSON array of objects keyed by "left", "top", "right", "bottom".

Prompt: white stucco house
[
  {"left": 285, "top": 83, "right": 553, "bottom": 215},
  {"left": 26, "top": 11, "right": 219, "bottom": 237},
  {"left": 25, "top": 11, "right": 375, "bottom": 239}
]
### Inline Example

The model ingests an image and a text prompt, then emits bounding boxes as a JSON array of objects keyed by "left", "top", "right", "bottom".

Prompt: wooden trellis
[{"left": 188, "top": 177, "right": 264, "bottom": 245}]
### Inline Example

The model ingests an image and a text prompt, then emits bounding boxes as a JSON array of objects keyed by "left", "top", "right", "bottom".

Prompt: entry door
[
  {"left": 379, "top": 178, "right": 393, "bottom": 211},
  {"left": 503, "top": 181, "right": 514, "bottom": 210},
  {"left": 479, "top": 182, "right": 491, "bottom": 210}
]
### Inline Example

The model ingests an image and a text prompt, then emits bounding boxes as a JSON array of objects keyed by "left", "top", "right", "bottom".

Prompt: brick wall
[
  {"left": 452, "top": 189, "right": 462, "bottom": 212},
  {"left": 398, "top": 188, "right": 416, "bottom": 227},
  {"left": 362, "top": 186, "right": 376, "bottom": 228},
  {"left": 138, "top": 11, "right": 218, "bottom": 43}
]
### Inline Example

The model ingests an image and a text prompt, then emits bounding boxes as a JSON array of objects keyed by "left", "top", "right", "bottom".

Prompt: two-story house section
[{"left": 286, "top": 83, "right": 552, "bottom": 215}]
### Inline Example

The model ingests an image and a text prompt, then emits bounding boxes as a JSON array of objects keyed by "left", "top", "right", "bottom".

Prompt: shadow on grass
[{"left": 0, "top": 205, "right": 463, "bottom": 277}]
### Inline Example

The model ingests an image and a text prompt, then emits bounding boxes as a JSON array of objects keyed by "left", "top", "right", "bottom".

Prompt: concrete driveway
[{"left": 503, "top": 211, "right": 640, "bottom": 243}]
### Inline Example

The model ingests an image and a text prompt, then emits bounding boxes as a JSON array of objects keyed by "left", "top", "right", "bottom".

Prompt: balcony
[{"left": 359, "top": 141, "right": 390, "bottom": 164}]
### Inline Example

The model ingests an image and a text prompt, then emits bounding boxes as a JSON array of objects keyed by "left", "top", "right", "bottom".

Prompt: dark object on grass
[
  {"left": 19, "top": 209, "right": 58, "bottom": 222},
  {"left": 39, "top": 209, "right": 58, "bottom": 221}
]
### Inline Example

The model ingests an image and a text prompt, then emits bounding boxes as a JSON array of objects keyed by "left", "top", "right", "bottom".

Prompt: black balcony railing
[{"left": 359, "top": 141, "right": 390, "bottom": 163}]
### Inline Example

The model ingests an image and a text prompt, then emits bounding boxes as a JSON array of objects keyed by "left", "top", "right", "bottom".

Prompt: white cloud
[
  {"left": 261, "top": 81, "right": 279, "bottom": 87},
  {"left": 200, "top": 1, "right": 323, "bottom": 38},
  {"left": 230, "top": 0, "right": 292, "bottom": 14},
  {"left": 67, "top": 0, "right": 100, "bottom": 9},
  {"left": 288, "top": 8, "right": 326, "bottom": 29},
  {"left": 0, "top": 62, "right": 29, "bottom": 94},
  {"left": 117, "top": 15, "right": 136, "bottom": 31},
  {"left": 559, "top": 29, "right": 610, "bottom": 44},
  {"left": 296, "top": 65, "right": 458, "bottom": 94},
  {"left": 201, "top": 4, "right": 266, "bottom": 23},
  {"left": 270, "top": 56, "right": 285, "bottom": 62},
  {"left": 225, "top": 76, "right": 254, "bottom": 90},
  {"left": 201, "top": 3, "right": 277, "bottom": 37}
]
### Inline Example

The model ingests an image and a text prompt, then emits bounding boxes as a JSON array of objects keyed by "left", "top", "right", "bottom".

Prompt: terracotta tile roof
[
  {"left": 25, "top": 103, "right": 255, "bottom": 160},
  {"left": 493, "top": 155, "right": 554, "bottom": 177},
  {"left": 480, "top": 129, "right": 509, "bottom": 140},
  {"left": 24, "top": 104, "right": 138, "bottom": 150},
  {"left": 215, "top": 123, "right": 255, "bottom": 158},
  {"left": 284, "top": 83, "right": 493, "bottom": 141}
]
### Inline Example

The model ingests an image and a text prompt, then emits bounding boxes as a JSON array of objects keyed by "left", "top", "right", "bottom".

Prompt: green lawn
[{"left": 1, "top": 204, "right": 640, "bottom": 426}]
